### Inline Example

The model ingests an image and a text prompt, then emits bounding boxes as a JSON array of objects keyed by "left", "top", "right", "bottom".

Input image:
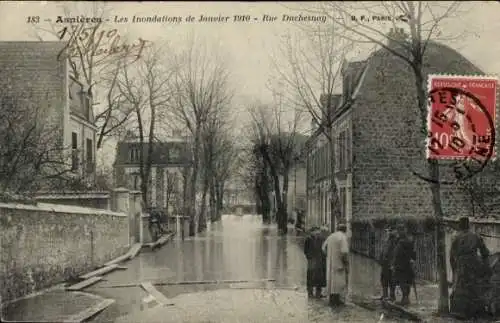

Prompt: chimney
[
  {"left": 320, "top": 94, "right": 342, "bottom": 120},
  {"left": 387, "top": 28, "right": 409, "bottom": 48},
  {"left": 311, "top": 117, "right": 318, "bottom": 133},
  {"left": 172, "top": 129, "right": 182, "bottom": 138}
]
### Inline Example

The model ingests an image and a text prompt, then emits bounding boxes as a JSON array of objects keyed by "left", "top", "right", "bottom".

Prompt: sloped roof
[
  {"left": 114, "top": 141, "right": 192, "bottom": 166},
  {"left": 0, "top": 41, "right": 68, "bottom": 92}
]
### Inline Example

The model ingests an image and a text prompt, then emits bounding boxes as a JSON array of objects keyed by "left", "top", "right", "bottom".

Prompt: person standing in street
[
  {"left": 322, "top": 222, "right": 350, "bottom": 307},
  {"left": 391, "top": 222, "right": 416, "bottom": 306},
  {"left": 304, "top": 227, "right": 327, "bottom": 298},
  {"left": 379, "top": 224, "right": 398, "bottom": 301},
  {"left": 450, "top": 216, "right": 491, "bottom": 319}
]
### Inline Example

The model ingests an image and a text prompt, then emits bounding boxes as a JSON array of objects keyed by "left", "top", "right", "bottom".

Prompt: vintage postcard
[{"left": 1, "top": 2, "right": 500, "bottom": 322}]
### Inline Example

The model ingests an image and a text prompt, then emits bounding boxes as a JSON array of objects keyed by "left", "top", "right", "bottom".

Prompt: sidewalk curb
[
  {"left": 381, "top": 300, "right": 422, "bottom": 321},
  {"left": 350, "top": 295, "right": 423, "bottom": 322}
]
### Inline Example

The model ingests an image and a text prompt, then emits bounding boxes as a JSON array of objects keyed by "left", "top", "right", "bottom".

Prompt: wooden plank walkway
[
  {"left": 128, "top": 243, "right": 142, "bottom": 258},
  {"left": 104, "top": 254, "right": 130, "bottom": 267},
  {"left": 66, "top": 276, "right": 103, "bottom": 291},
  {"left": 80, "top": 264, "right": 119, "bottom": 280},
  {"left": 65, "top": 298, "right": 115, "bottom": 323},
  {"left": 104, "top": 242, "right": 143, "bottom": 267},
  {"left": 140, "top": 282, "right": 174, "bottom": 306}
]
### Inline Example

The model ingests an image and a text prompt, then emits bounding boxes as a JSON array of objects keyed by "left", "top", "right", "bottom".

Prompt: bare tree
[
  {"left": 31, "top": 2, "right": 149, "bottom": 149},
  {"left": 164, "top": 170, "right": 178, "bottom": 216},
  {"left": 170, "top": 37, "right": 232, "bottom": 236},
  {"left": 290, "top": 1, "right": 465, "bottom": 313},
  {"left": 272, "top": 26, "right": 367, "bottom": 232},
  {"left": 116, "top": 44, "right": 175, "bottom": 206},
  {"left": 201, "top": 107, "right": 237, "bottom": 223},
  {"left": 248, "top": 101, "right": 306, "bottom": 234},
  {"left": 0, "top": 71, "right": 75, "bottom": 195}
]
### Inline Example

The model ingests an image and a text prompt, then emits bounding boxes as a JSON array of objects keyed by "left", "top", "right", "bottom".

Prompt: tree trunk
[
  {"left": 215, "top": 180, "right": 224, "bottom": 221},
  {"left": 413, "top": 61, "right": 449, "bottom": 313},
  {"left": 328, "top": 136, "right": 340, "bottom": 232},
  {"left": 271, "top": 173, "right": 287, "bottom": 235},
  {"left": 198, "top": 172, "right": 209, "bottom": 233},
  {"left": 280, "top": 169, "right": 290, "bottom": 234},
  {"left": 189, "top": 132, "right": 201, "bottom": 237},
  {"left": 429, "top": 159, "right": 449, "bottom": 313},
  {"left": 209, "top": 179, "right": 217, "bottom": 222},
  {"left": 256, "top": 172, "right": 271, "bottom": 223}
]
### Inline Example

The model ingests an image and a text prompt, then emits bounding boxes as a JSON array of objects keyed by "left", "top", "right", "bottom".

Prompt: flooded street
[{"left": 87, "top": 214, "right": 403, "bottom": 322}]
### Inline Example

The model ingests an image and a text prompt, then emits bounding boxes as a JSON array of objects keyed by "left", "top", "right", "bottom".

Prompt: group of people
[
  {"left": 304, "top": 223, "right": 350, "bottom": 307},
  {"left": 378, "top": 223, "right": 417, "bottom": 306},
  {"left": 304, "top": 216, "right": 494, "bottom": 320}
]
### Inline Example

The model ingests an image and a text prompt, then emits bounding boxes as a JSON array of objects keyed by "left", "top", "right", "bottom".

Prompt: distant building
[
  {"left": 0, "top": 41, "right": 97, "bottom": 183},
  {"left": 288, "top": 159, "right": 307, "bottom": 222},
  {"left": 304, "top": 28, "right": 495, "bottom": 234},
  {"left": 113, "top": 135, "right": 191, "bottom": 214}
]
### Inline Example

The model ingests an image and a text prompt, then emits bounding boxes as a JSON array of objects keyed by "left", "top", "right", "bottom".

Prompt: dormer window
[
  {"left": 82, "top": 94, "right": 91, "bottom": 120},
  {"left": 169, "top": 147, "right": 179, "bottom": 159},
  {"left": 129, "top": 146, "right": 140, "bottom": 162}
]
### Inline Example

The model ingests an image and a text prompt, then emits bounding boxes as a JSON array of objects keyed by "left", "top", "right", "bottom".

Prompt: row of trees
[
  {"left": 63, "top": 21, "right": 238, "bottom": 235},
  {"left": 0, "top": 3, "right": 237, "bottom": 236},
  {"left": 241, "top": 95, "right": 307, "bottom": 234}
]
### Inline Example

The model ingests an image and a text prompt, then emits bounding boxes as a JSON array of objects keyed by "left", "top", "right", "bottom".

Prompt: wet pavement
[{"left": 83, "top": 214, "right": 400, "bottom": 322}]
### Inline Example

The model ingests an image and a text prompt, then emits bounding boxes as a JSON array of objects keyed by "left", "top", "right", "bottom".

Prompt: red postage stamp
[{"left": 427, "top": 75, "right": 497, "bottom": 161}]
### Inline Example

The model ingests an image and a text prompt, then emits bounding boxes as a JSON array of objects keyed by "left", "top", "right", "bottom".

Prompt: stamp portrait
[{"left": 427, "top": 75, "right": 497, "bottom": 163}]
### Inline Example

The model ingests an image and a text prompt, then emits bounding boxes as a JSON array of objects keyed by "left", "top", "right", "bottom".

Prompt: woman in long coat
[
  {"left": 450, "top": 217, "right": 491, "bottom": 319},
  {"left": 304, "top": 227, "right": 327, "bottom": 298}
]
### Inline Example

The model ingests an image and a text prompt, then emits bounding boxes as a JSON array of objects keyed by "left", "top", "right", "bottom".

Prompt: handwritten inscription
[{"left": 57, "top": 23, "right": 149, "bottom": 63}]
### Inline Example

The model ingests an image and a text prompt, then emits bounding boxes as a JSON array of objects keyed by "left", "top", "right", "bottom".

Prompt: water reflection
[{"left": 97, "top": 214, "right": 307, "bottom": 290}]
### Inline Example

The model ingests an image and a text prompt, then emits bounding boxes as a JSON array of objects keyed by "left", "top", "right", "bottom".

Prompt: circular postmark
[{"left": 416, "top": 86, "right": 496, "bottom": 185}]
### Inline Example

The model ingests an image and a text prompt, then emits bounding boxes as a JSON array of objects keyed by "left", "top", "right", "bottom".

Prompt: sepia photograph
[{"left": 0, "top": 1, "right": 500, "bottom": 322}]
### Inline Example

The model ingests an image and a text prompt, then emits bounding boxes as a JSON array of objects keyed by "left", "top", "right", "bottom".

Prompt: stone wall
[
  {"left": 351, "top": 42, "right": 486, "bottom": 222},
  {"left": 0, "top": 202, "right": 129, "bottom": 304},
  {"left": 35, "top": 192, "right": 111, "bottom": 210}
]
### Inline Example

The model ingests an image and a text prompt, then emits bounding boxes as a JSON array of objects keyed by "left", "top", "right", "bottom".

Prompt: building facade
[
  {"left": 0, "top": 41, "right": 97, "bottom": 184},
  {"left": 113, "top": 137, "right": 191, "bottom": 214},
  {"left": 305, "top": 29, "right": 490, "bottom": 234},
  {"left": 305, "top": 63, "right": 364, "bottom": 233}
]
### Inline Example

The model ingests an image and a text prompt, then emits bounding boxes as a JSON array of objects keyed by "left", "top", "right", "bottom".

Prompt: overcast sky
[{"left": 0, "top": 1, "right": 499, "bottom": 166}]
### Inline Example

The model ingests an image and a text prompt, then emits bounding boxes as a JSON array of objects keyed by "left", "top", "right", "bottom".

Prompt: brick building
[
  {"left": 113, "top": 136, "right": 191, "bottom": 214},
  {"left": 305, "top": 29, "right": 490, "bottom": 236},
  {"left": 0, "top": 41, "right": 97, "bottom": 183}
]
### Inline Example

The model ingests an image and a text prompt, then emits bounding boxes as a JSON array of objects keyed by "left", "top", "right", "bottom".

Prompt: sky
[{"left": 1, "top": 1, "right": 499, "bottom": 166}]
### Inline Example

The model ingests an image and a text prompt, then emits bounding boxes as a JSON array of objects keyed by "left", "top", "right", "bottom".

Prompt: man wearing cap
[
  {"left": 379, "top": 224, "right": 398, "bottom": 301},
  {"left": 391, "top": 223, "right": 416, "bottom": 306},
  {"left": 322, "top": 222, "right": 350, "bottom": 307}
]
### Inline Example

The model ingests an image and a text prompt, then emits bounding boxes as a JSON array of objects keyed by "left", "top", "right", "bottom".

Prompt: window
[
  {"left": 339, "top": 187, "right": 346, "bottom": 221},
  {"left": 83, "top": 95, "right": 91, "bottom": 120},
  {"left": 129, "top": 146, "right": 140, "bottom": 162},
  {"left": 86, "top": 138, "right": 94, "bottom": 173},
  {"left": 71, "top": 132, "right": 78, "bottom": 171},
  {"left": 169, "top": 147, "right": 179, "bottom": 159},
  {"left": 72, "top": 132, "right": 78, "bottom": 150},
  {"left": 338, "top": 131, "right": 346, "bottom": 171},
  {"left": 346, "top": 128, "right": 352, "bottom": 169},
  {"left": 133, "top": 174, "right": 140, "bottom": 190}
]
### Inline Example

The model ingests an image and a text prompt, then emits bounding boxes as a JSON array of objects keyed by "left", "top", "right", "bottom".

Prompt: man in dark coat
[
  {"left": 304, "top": 227, "right": 327, "bottom": 298},
  {"left": 380, "top": 224, "right": 398, "bottom": 301},
  {"left": 450, "top": 216, "right": 491, "bottom": 319},
  {"left": 391, "top": 223, "right": 416, "bottom": 306}
]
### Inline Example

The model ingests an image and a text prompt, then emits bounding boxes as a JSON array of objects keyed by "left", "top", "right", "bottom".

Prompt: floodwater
[{"left": 87, "top": 214, "right": 402, "bottom": 322}]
